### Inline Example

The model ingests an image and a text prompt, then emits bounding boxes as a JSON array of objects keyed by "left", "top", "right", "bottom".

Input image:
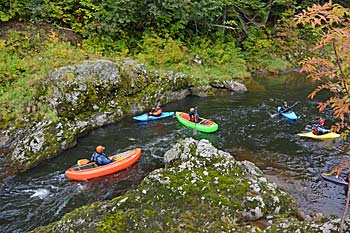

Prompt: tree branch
[
  {"left": 212, "top": 24, "right": 236, "bottom": 31},
  {"left": 340, "top": 172, "right": 350, "bottom": 233},
  {"left": 333, "top": 40, "right": 349, "bottom": 95}
]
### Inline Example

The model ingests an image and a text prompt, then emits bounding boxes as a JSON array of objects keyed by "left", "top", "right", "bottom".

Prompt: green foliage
[
  {"left": 242, "top": 27, "right": 271, "bottom": 54},
  {"left": 82, "top": 37, "right": 130, "bottom": 56},
  {"left": 1, "top": 0, "right": 333, "bottom": 129},
  {"left": 135, "top": 35, "right": 249, "bottom": 86},
  {"left": 0, "top": 28, "right": 93, "bottom": 129},
  {"left": 191, "top": 37, "right": 250, "bottom": 82},
  {"left": 0, "top": 0, "right": 28, "bottom": 21},
  {"left": 26, "top": 0, "right": 99, "bottom": 34},
  {"left": 264, "top": 55, "right": 292, "bottom": 73},
  {"left": 87, "top": 0, "right": 140, "bottom": 45},
  {"left": 136, "top": 35, "right": 187, "bottom": 66}
]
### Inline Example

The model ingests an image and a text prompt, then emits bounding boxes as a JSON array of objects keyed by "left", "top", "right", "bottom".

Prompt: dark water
[{"left": 1, "top": 74, "right": 349, "bottom": 232}]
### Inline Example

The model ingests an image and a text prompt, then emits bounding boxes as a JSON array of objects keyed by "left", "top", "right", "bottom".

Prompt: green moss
[
  {"left": 97, "top": 210, "right": 126, "bottom": 233},
  {"left": 188, "top": 142, "right": 197, "bottom": 157},
  {"left": 32, "top": 139, "right": 304, "bottom": 232}
]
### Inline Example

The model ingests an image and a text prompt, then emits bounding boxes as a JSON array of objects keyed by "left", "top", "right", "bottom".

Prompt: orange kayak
[{"left": 65, "top": 148, "right": 142, "bottom": 181}]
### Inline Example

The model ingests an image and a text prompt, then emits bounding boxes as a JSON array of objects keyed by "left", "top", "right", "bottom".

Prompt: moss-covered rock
[
  {"left": 31, "top": 138, "right": 307, "bottom": 233},
  {"left": 0, "top": 59, "right": 247, "bottom": 179}
]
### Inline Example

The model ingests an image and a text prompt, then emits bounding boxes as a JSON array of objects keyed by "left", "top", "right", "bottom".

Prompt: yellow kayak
[{"left": 297, "top": 131, "right": 340, "bottom": 140}]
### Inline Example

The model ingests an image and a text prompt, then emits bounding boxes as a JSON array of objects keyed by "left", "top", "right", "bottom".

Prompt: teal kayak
[
  {"left": 277, "top": 107, "right": 297, "bottom": 120},
  {"left": 175, "top": 112, "right": 218, "bottom": 133},
  {"left": 133, "top": 112, "right": 174, "bottom": 121}
]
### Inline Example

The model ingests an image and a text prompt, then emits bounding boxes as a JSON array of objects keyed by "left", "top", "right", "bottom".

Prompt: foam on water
[{"left": 30, "top": 188, "right": 50, "bottom": 199}]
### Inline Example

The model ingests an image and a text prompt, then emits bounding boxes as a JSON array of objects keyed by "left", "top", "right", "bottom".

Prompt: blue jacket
[
  {"left": 90, "top": 151, "right": 112, "bottom": 165},
  {"left": 313, "top": 123, "right": 330, "bottom": 135}
]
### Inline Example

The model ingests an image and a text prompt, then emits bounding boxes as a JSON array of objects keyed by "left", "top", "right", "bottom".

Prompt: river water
[{"left": 1, "top": 73, "right": 349, "bottom": 232}]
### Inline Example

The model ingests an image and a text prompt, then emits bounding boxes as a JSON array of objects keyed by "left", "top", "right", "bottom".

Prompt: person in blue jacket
[
  {"left": 90, "top": 145, "right": 113, "bottom": 165},
  {"left": 313, "top": 118, "right": 330, "bottom": 135}
]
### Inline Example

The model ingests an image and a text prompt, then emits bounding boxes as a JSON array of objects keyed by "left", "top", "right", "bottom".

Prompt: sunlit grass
[{"left": 0, "top": 31, "right": 100, "bottom": 129}]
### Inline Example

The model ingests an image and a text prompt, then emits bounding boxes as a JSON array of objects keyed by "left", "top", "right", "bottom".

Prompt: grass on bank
[
  {"left": 0, "top": 29, "right": 96, "bottom": 129},
  {"left": 0, "top": 24, "right": 293, "bottom": 130}
]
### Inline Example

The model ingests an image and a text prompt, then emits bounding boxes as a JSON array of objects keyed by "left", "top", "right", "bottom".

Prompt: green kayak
[{"left": 175, "top": 112, "right": 218, "bottom": 133}]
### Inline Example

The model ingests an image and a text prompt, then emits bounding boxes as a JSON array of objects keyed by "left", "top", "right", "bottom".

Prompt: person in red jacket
[
  {"left": 312, "top": 118, "right": 330, "bottom": 135},
  {"left": 189, "top": 107, "right": 199, "bottom": 123}
]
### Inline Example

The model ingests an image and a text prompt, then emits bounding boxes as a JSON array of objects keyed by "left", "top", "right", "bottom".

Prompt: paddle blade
[
  {"left": 77, "top": 159, "right": 89, "bottom": 165},
  {"left": 268, "top": 111, "right": 279, "bottom": 118}
]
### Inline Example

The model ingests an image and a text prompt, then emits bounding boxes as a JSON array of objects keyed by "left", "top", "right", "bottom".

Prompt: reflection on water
[{"left": 0, "top": 73, "right": 349, "bottom": 232}]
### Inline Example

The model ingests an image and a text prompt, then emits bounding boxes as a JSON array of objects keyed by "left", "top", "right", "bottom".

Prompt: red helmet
[
  {"left": 96, "top": 145, "right": 105, "bottom": 153},
  {"left": 317, "top": 118, "right": 325, "bottom": 124}
]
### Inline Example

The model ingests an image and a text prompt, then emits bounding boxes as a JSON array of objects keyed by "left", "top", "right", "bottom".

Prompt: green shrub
[
  {"left": 0, "top": 29, "right": 96, "bottom": 129},
  {"left": 137, "top": 35, "right": 187, "bottom": 65}
]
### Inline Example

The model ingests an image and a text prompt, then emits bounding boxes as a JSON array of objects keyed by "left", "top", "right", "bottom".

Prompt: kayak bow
[{"left": 277, "top": 107, "right": 297, "bottom": 121}]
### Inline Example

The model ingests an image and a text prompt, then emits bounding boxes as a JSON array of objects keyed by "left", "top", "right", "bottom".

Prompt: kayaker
[
  {"left": 313, "top": 118, "right": 330, "bottom": 135},
  {"left": 148, "top": 103, "right": 162, "bottom": 117},
  {"left": 90, "top": 145, "right": 113, "bottom": 165},
  {"left": 189, "top": 107, "right": 199, "bottom": 123},
  {"left": 280, "top": 101, "right": 291, "bottom": 113}
]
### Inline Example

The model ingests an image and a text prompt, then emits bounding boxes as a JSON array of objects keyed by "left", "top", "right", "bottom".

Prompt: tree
[
  {"left": 0, "top": 0, "right": 28, "bottom": 21},
  {"left": 295, "top": 1, "right": 350, "bottom": 132}
]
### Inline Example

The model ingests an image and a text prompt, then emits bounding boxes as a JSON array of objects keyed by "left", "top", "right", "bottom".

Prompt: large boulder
[
  {"left": 0, "top": 59, "right": 247, "bottom": 179},
  {"left": 32, "top": 138, "right": 303, "bottom": 232}
]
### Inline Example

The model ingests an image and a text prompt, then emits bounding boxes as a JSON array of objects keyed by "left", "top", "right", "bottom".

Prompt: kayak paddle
[
  {"left": 77, "top": 159, "right": 90, "bottom": 165},
  {"left": 269, "top": 101, "right": 300, "bottom": 118}
]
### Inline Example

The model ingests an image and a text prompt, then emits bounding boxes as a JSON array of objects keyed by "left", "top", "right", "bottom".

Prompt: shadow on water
[{"left": 1, "top": 73, "right": 350, "bottom": 232}]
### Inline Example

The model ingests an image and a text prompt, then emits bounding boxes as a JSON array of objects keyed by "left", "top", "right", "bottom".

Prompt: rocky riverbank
[
  {"left": 0, "top": 59, "right": 247, "bottom": 180},
  {"left": 31, "top": 139, "right": 349, "bottom": 232}
]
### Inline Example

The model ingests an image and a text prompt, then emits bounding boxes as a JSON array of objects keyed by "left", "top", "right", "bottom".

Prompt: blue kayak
[
  {"left": 132, "top": 112, "right": 174, "bottom": 121},
  {"left": 277, "top": 107, "right": 297, "bottom": 121}
]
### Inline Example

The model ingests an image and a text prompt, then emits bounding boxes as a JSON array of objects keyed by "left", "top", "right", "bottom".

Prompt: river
[{"left": 0, "top": 73, "right": 348, "bottom": 232}]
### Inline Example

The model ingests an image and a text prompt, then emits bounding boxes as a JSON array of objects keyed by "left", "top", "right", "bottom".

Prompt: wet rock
[
  {"left": 1, "top": 59, "right": 247, "bottom": 178},
  {"left": 210, "top": 79, "right": 248, "bottom": 92},
  {"left": 190, "top": 85, "right": 214, "bottom": 97},
  {"left": 32, "top": 138, "right": 300, "bottom": 232},
  {"left": 224, "top": 80, "right": 248, "bottom": 92},
  {"left": 0, "top": 130, "right": 11, "bottom": 149}
]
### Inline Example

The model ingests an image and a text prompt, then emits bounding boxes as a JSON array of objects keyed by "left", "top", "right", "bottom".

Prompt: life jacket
[
  {"left": 189, "top": 112, "right": 199, "bottom": 123},
  {"left": 91, "top": 152, "right": 103, "bottom": 164},
  {"left": 189, "top": 112, "right": 195, "bottom": 122},
  {"left": 282, "top": 107, "right": 291, "bottom": 113},
  {"left": 313, "top": 123, "right": 322, "bottom": 135},
  {"left": 152, "top": 107, "right": 162, "bottom": 116}
]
